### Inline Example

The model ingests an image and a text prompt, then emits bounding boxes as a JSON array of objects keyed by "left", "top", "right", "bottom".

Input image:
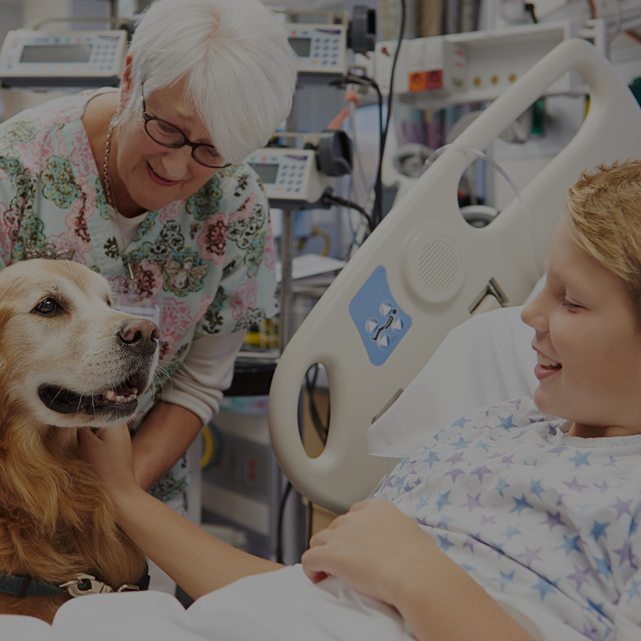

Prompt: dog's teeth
[
  {"left": 105, "top": 390, "right": 115, "bottom": 400},
  {"left": 131, "top": 387, "right": 139, "bottom": 396}
]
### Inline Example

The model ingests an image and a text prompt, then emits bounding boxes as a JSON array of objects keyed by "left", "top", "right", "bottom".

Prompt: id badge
[{"left": 113, "top": 293, "right": 161, "bottom": 328}]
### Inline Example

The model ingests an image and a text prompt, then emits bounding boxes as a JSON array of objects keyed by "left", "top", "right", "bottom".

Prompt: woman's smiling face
[
  {"left": 521, "top": 216, "right": 641, "bottom": 438},
  {"left": 112, "top": 77, "right": 221, "bottom": 216}
]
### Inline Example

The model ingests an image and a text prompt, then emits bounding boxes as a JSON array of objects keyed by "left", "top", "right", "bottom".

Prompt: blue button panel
[{"left": 349, "top": 266, "right": 412, "bottom": 366}]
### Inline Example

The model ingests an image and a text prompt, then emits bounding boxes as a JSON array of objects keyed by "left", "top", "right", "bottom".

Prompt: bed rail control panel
[{"left": 348, "top": 266, "right": 412, "bottom": 366}]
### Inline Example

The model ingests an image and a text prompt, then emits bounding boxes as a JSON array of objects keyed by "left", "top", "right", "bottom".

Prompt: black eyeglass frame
[{"left": 141, "top": 91, "right": 230, "bottom": 169}]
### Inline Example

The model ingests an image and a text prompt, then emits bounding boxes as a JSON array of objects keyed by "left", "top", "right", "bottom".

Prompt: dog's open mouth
[{"left": 38, "top": 370, "right": 146, "bottom": 417}]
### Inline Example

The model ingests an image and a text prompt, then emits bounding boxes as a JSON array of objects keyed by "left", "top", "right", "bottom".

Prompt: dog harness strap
[
  {"left": 136, "top": 565, "right": 151, "bottom": 591},
  {"left": 18, "top": 576, "right": 30, "bottom": 597},
  {"left": 0, "top": 567, "right": 150, "bottom": 598},
  {"left": 0, "top": 573, "right": 61, "bottom": 597}
]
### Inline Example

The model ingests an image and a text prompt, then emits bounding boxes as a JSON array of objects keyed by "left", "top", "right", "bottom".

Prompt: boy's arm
[{"left": 80, "top": 425, "right": 281, "bottom": 599}]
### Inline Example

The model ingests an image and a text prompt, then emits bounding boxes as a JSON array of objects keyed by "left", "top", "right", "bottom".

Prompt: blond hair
[{"left": 565, "top": 159, "right": 641, "bottom": 317}]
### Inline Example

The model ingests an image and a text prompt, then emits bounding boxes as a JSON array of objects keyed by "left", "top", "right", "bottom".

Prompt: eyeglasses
[{"left": 141, "top": 91, "right": 230, "bottom": 169}]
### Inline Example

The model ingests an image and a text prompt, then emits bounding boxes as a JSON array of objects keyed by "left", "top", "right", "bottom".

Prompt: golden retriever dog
[{"left": 0, "top": 259, "right": 159, "bottom": 622}]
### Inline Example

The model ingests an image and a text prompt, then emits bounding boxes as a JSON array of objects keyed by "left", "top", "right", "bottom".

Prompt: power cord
[
  {"left": 321, "top": 189, "right": 373, "bottom": 233},
  {"left": 371, "top": 0, "right": 406, "bottom": 228},
  {"left": 305, "top": 364, "right": 330, "bottom": 446},
  {"left": 276, "top": 480, "right": 293, "bottom": 564}
]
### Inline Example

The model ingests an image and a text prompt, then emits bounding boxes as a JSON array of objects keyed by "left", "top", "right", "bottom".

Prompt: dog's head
[{"left": 0, "top": 259, "right": 160, "bottom": 428}]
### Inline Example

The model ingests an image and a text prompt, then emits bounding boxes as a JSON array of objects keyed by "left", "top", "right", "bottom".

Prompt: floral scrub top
[{"left": 0, "top": 89, "right": 278, "bottom": 500}]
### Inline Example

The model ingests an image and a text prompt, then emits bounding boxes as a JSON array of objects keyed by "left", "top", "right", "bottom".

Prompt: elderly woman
[{"left": 0, "top": 0, "right": 296, "bottom": 584}]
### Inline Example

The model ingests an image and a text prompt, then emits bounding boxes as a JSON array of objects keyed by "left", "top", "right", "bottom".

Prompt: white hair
[{"left": 121, "top": 0, "right": 297, "bottom": 164}]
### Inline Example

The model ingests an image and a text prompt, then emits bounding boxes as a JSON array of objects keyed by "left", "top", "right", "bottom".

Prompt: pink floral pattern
[
  {"left": 196, "top": 212, "right": 227, "bottom": 265},
  {"left": 231, "top": 277, "right": 259, "bottom": 321},
  {"left": 197, "top": 295, "right": 215, "bottom": 324},
  {"left": 264, "top": 223, "right": 276, "bottom": 269},
  {"left": 136, "top": 259, "right": 164, "bottom": 299},
  {"left": 159, "top": 200, "right": 181, "bottom": 226},
  {"left": 63, "top": 199, "right": 92, "bottom": 257},
  {"left": 160, "top": 297, "right": 194, "bottom": 342},
  {"left": 230, "top": 191, "right": 257, "bottom": 223},
  {"left": 70, "top": 127, "right": 98, "bottom": 180}
]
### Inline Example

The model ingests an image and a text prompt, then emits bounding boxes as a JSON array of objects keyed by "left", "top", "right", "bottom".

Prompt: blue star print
[
  {"left": 532, "top": 576, "right": 557, "bottom": 600},
  {"left": 498, "top": 415, "right": 517, "bottom": 429},
  {"left": 510, "top": 494, "right": 533, "bottom": 514},
  {"left": 568, "top": 451, "right": 592, "bottom": 468},
  {"left": 590, "top": 520, "right": 609, "bottom": 541}
]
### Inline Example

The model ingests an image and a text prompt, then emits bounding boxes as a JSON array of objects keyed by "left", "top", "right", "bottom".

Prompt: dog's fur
[{"left": 0, "top": 259, "right": 159, "bottom": 622}]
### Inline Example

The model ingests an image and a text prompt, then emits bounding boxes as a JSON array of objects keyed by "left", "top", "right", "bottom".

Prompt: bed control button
[{"left": 349, "top": 266, "right": 412, "bottom": 366}]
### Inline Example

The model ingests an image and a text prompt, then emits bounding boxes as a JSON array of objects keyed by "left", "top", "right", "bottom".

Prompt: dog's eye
[{"left": 32, "top": 297, "right": 61, "bottom": 316}]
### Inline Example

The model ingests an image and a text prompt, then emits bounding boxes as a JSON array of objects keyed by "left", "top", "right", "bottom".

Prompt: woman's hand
[
  {"left": 79, "top": 424, "right": 139, "bottom": 499},
  {"left": 301, "top": 499, "right": 438, "bottom": 610}
]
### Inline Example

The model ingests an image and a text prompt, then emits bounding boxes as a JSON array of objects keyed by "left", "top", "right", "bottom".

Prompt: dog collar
[
  {"left": 0, "top": 568, "right": 150, "bottom": 598},
  {"left": 0, "top": 573, "right": 61, "bottom": 597}
]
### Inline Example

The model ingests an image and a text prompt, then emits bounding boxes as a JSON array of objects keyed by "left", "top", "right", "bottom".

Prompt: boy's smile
[{"left": 533, "top": 350, "right": 561, "bottom": 380}]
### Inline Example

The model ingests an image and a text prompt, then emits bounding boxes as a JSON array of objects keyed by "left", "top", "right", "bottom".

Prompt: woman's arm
[
  {"left": 301, "top": 500, "right": 536, "bottom": 641},
  {"left": 130, "top": 400, "right": 202, "bottom": 491},
  {"left": 81, "top": 424, "right": 281, "bottom": 599},
  {"left": 131, "top": 331, "right": 245, "bottom": 490}
]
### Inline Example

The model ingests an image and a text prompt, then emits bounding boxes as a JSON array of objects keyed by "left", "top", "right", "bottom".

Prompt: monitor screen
[
  {"left": 20, "top": 44, "right": 92, "bottom": 64},
  {"left": 251, "top": 163, "right": 280, "bottom": 184},
  {"left": 288, "top": 37, "right": 311, "bottom": 57}
]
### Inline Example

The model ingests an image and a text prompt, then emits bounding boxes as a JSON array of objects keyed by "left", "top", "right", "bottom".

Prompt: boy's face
[{"left": 521, "top": 216, "right": 641, "bottom": 437}]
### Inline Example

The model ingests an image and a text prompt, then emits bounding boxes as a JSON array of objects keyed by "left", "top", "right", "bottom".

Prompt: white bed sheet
[{"left": 0, "top": 565, "right": 588, "bottom": 641}]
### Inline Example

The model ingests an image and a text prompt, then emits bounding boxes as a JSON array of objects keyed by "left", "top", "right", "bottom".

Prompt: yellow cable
[{"left": 200, "top": 425, "right": 214, "bottom": 469}]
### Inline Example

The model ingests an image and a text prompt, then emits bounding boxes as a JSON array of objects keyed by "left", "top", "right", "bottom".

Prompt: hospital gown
[{"left": 375, "top": 397, "right": 641, "bottom": 640}]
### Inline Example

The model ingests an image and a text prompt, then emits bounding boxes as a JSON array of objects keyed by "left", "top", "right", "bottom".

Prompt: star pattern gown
[{"left": 376, "top": 397, "right": 641, "bottom": 640}]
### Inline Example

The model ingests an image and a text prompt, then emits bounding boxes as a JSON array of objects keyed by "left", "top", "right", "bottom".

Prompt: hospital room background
[{"left": 1, "top": 0, "right": 640, "bottom": 599}]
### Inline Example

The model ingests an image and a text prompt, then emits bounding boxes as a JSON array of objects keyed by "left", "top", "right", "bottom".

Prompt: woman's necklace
[
  {"left": 103, "top": 112, "right": 139, "bottom": 289},
  {"left": 103, "top": 112, "right": 119, "bottom": 211}
]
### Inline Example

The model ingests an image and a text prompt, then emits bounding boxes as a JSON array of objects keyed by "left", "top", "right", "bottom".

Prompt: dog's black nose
[{"left": 119, "top": 319, "right": 160, "bottom": 356}]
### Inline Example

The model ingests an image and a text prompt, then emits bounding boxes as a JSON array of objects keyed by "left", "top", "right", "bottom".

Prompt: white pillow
[{"left": 366, "top": 300, "right": 540, "bottom": 458}]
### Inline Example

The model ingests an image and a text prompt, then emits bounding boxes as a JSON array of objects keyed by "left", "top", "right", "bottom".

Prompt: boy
[{"left": 82, "top": 161, "right": 641, "bottom": 641}]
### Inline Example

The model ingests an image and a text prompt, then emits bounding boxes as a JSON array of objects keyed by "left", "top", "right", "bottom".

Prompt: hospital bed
[
  {"left": 268, "top": 37, "right": 641, "bottom": 515},
  {"left": 2, "top": 37, "right": 641, "bottom": 641}
]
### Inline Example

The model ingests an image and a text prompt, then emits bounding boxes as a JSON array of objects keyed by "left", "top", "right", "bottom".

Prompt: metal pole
[
  {"left": 278, "top": 89, "right": 300, "bottom": 353},
  {"left": 279, "top": 209, "right": 295, "bottom": 351}
]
